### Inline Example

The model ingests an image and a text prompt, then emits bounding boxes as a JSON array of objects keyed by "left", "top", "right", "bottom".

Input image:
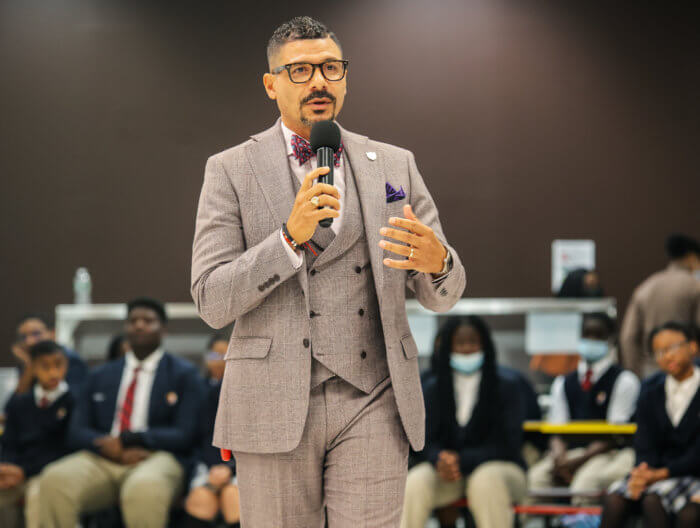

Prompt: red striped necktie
[
  {"left": 119, "top": 367, "right": 141, "bottom": 433},
  {"left": 581, "top": 368, "right": 593, "bottom": 391}
]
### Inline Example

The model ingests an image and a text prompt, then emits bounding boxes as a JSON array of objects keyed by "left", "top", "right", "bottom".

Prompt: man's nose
[{"left": 309, "top": 66, "right": 329, "bottom": 90}]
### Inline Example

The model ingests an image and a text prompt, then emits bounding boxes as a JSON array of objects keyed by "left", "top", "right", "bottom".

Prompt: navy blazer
[
  {"left": 422, "top": 371, "right": 526, "bottom": 476},
  {"left": 68, "top": 352, "right": 204, "bottom": 464},
  {"left": 1, "top": 390, "right": 75, "bottom": 477},
  {"left": 634, "top": 372, "right": 700, "bottom": 477}
]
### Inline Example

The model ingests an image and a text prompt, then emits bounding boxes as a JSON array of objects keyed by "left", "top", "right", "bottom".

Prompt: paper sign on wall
[{"left": 551, "top": 239, "right": 596, "bottom": 293}]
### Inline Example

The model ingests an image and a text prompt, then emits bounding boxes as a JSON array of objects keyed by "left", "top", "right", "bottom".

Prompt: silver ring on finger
[{"left": 310, "top": 195, "right": 320, "bottom": 207}]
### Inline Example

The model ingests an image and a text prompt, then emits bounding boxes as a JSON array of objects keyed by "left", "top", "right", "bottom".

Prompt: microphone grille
[{"left": 310, "top": 120, "right": 341, "bottom": 152}]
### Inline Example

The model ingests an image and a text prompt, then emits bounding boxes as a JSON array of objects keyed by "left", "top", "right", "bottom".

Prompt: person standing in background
[{"left": 620, "top": 234, "right": 700, "bottom": 378}]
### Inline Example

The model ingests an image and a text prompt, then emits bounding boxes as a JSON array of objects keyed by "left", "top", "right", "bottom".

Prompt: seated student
[
  {"left": 182, "top": 380, "right": 239, "bottom": 528},
  {"left": 401, "top": 316, "right": 528, "bottom": 528},
  {"left": 0, "top": 340, "right": 75, "bottom": 528},
  {"left": 10, "top": 312, "right": 88, "bottom": 394},
  {"left": 601, "top": 322, "right": 700, "bottom": 528},
  {"left": 39, "top": 297, "right": 204, "bottom": 528},
  {"left": 528, "top": 313, "right": 640, "bottom": 504},
  {"left": 204, "top": 334, "right": 228, "bottom": 385}
]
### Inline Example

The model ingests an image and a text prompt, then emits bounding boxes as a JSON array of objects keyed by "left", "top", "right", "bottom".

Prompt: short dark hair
[
  {"left": 648, "top": 321, "right": 697, "bottom": 352},
  {"left": 29, "top": 340, "right": 64, "bottom": 361},
  {"left": 267, "top": 16, "right": 341, "bottom": 66},
  {"left": 582, "top": 312, "right": 617, "bottom": 336},
  {"left": 126, "top": 297, "right": 167, "bottom": 324},
  {"left": 16, "top": 312, "right": 54, "bottom": 330},
  {"left": 665, "top": 233, "right": 700, "bottom": 260}
]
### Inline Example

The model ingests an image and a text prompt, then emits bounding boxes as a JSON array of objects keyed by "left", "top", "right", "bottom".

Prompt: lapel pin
[
  {"left": 166, "top": 391, "right": 178, "bottom": 405},
  {"left": 366, "top": 151, "right": 377, "bottom": 161},
  {"left": 92, "top": 392, "right": 105, "bottom": 402},
  {"left": 57, "top": 407, "right": 67, "bottom": 419}
]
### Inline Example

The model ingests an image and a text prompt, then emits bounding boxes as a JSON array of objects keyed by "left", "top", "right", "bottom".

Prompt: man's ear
[
  {"left": 263, "top": 73, "right": 277, "bottom": 100},
  {"left": 48, "top": 329, "right": 56, "bottom": 341}
]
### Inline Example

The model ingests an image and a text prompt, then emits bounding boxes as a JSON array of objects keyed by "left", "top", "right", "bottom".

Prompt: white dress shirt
[
  {"left": 547, "top": 352, "right": 640, "bottom": 424},
  {"left": 452, "top": 371, "right": 482, "bottom": 427},
  {"left": 110, "top": 348, "right": 165, "bottom": 436},
  {"left": 279, "top": 121, "right": 346, "bottom": 270},
  {"left": 34, "top": 380, "right": 69, "bottom": 407},
  {"left": 665, "top": 366, "right": 700, "bottom": 427}
]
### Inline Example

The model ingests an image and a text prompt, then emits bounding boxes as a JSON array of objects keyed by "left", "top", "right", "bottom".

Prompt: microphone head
[{"left": 310, "top": 120, "right": 341, "bottom": 153}]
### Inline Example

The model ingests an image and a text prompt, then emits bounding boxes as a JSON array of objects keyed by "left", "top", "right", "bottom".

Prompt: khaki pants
[
  {"left": 401, "top": 461, "right": 527, "bottom": 528},
  {"left": 0, "top": 475, "right": 40, "bottom": 528},
  {"left": 527, "top": 447, "right": 635, "bottom": 505},
  {"left": 39, "top": 450, "right": 184, "bottom": 528}
]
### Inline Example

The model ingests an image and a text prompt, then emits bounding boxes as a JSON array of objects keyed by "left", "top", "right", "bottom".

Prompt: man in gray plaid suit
[{"left": 191, "top": 16, "right": 466, "bottom": 528}]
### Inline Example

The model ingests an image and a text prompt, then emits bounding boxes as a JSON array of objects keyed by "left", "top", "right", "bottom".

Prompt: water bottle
[{"left": 73, "top": 267, "right": 92, "bottom": 304}]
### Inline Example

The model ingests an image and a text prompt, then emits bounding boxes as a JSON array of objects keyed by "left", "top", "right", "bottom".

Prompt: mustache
[{"left": 301, "top": 91, "right": 336, "bottom": 105}]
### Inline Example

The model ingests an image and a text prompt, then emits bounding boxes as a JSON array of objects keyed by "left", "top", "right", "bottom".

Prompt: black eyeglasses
[{"left": 271, "top": 60, "right": 349, "bottom": 84}]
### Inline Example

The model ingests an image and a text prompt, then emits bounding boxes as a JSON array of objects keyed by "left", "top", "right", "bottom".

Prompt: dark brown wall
[{"left": 1, "top": 0, "right": 698, "bottom": 363}]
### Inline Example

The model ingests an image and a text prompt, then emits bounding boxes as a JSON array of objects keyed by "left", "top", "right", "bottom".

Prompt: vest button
[
  {"left": 303, "top": 338, "right": 310, "bottom": 348},
  {"left": 310, "top": 269, "right": 317, "bottom": 276},
  {"left": 358, "top": 308, "right": 365, "bottom": 316},
  {"left": 354, "top": 266, "right": 362, "bottom": 274},
  {"left": 360, "top": 350, "right": 367, "bottom": 359}
]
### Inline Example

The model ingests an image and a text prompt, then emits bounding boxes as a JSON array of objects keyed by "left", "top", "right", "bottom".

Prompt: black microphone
[{"left": 310, "top": 120, "right": 341, "bottom": 228}]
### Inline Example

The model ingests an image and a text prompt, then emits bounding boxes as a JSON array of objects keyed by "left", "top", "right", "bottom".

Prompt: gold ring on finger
[
  {"left": 408, "top": 247, "right": 415, "bottom": 259},
  {"left": 310, "top": 196, "right": 320, "bottom": 207}
]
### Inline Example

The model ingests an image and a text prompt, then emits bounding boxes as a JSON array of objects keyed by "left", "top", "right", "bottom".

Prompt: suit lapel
[
  {"left": 246, "top": 120, "right": 296, "bottom": 228},
  {"left": 341, "top": 127, "right": 387, "bottom": 294},
  {"left": 247, "top": 119, "right": 308, "bottom": 296},
  {"left": 148, "top": 353, "right": 169, "bottom": 424},
  {"left": 675, "top": 380, "right": 700, "bottom": 433}
]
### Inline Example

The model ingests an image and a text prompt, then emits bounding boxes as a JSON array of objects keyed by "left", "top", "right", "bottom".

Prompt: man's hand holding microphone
[{"left": 284, "top": 166, "right": 340, "bottom": 249}]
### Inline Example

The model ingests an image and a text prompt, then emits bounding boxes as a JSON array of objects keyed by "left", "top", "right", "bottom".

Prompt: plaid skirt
[{"left": 609, "top": 475, "right": 700, "bottom": 514}]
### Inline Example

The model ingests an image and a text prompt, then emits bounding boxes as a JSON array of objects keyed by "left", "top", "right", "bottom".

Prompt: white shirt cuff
[{"left": 280, "top": 228, "right": 304, "bottom": 270}]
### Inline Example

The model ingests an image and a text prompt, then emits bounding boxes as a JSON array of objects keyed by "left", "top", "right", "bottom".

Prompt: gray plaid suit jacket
[{"left": 191, "top": 119, "right": 466, "bottom": 453}]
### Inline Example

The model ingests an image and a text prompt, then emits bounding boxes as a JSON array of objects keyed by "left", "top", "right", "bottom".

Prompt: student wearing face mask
[
  {"left": 401, "top": 316, "right": 528, "bottom": 528},
  {"left": 528, "top": 313, "right": 640, "bottom": 505}
]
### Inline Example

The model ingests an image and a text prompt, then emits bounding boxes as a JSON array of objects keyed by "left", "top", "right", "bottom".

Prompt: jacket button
[
  {"left": 273, "top": 274, "right": 280, "bottom": 281},
  {"left": 354, "top": 266, "right": 362, "bottom": 274},
  {"left": 310, "top": 269, "right": 317, "bottom": 276},
  {"left": 358, "top": 308, "right": 365, "bottom": 316},
  {"left": 303, "top": 338, "right": 310, "bottom": 348},
  {"left": 310, "top": 311, "right": 318, "bottom": 318},
  {"left": 360, "top": 350, "right": 367, "bottom": 359}
]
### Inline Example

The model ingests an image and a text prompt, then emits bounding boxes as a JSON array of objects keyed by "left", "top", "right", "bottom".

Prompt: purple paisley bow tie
[{"left": 291, "top": 134, "right": 343, "bottom": 167}]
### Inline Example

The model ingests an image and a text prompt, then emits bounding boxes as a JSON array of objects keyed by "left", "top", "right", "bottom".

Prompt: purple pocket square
[{"left": 386, "top": 182, "right": 406, "bottom": 203}]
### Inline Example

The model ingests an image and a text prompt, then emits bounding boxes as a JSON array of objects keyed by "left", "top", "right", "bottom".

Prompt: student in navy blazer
[
  {"left": 39, "top": 298, "right": 204, "bottom": 528},
  {"left": 602, "top": 322, "right": 700, "bottom": 528},
  {"left": 402, "top": 316, "right": 528, "bottom": 528}
]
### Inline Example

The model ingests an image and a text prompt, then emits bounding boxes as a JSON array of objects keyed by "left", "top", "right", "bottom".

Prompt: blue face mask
[
  {"left": 450, "top": 352, "right": 484, "bottom": 375},
  {"left": 577, "top": 339, "right": 609, "bottom": 363}
]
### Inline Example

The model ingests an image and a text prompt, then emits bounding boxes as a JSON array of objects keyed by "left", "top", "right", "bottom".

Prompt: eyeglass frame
[
  {"left": 654, "top": 340, "right": 691, "bottom": 358},
  {"left": 270, "top": 59, "right": 349, "bottom": 84}
]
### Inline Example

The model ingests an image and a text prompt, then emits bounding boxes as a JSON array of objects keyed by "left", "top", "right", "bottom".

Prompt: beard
[{"left": 299, "top": 90, "right": 337, "bottom": 126}]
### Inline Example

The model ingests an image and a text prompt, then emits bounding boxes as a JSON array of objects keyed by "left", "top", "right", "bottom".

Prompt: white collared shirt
[
  {"left": 547, "top": 352, "right": 640, "bottom": 424},
  {"left": 279, "top": 121, "right": 346, "bottom": 270},
  {"left": 110, "top": 348, "right": 165, "bottom": 436},
  {"left": 452, "top": 370, "right": 482, "bottom": 427},
  {"left": 665, "top": 366, "right": 700, "bottom": 427},
  {"left": 34, "top": 380, "right": 69, "bottom": 408}
]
